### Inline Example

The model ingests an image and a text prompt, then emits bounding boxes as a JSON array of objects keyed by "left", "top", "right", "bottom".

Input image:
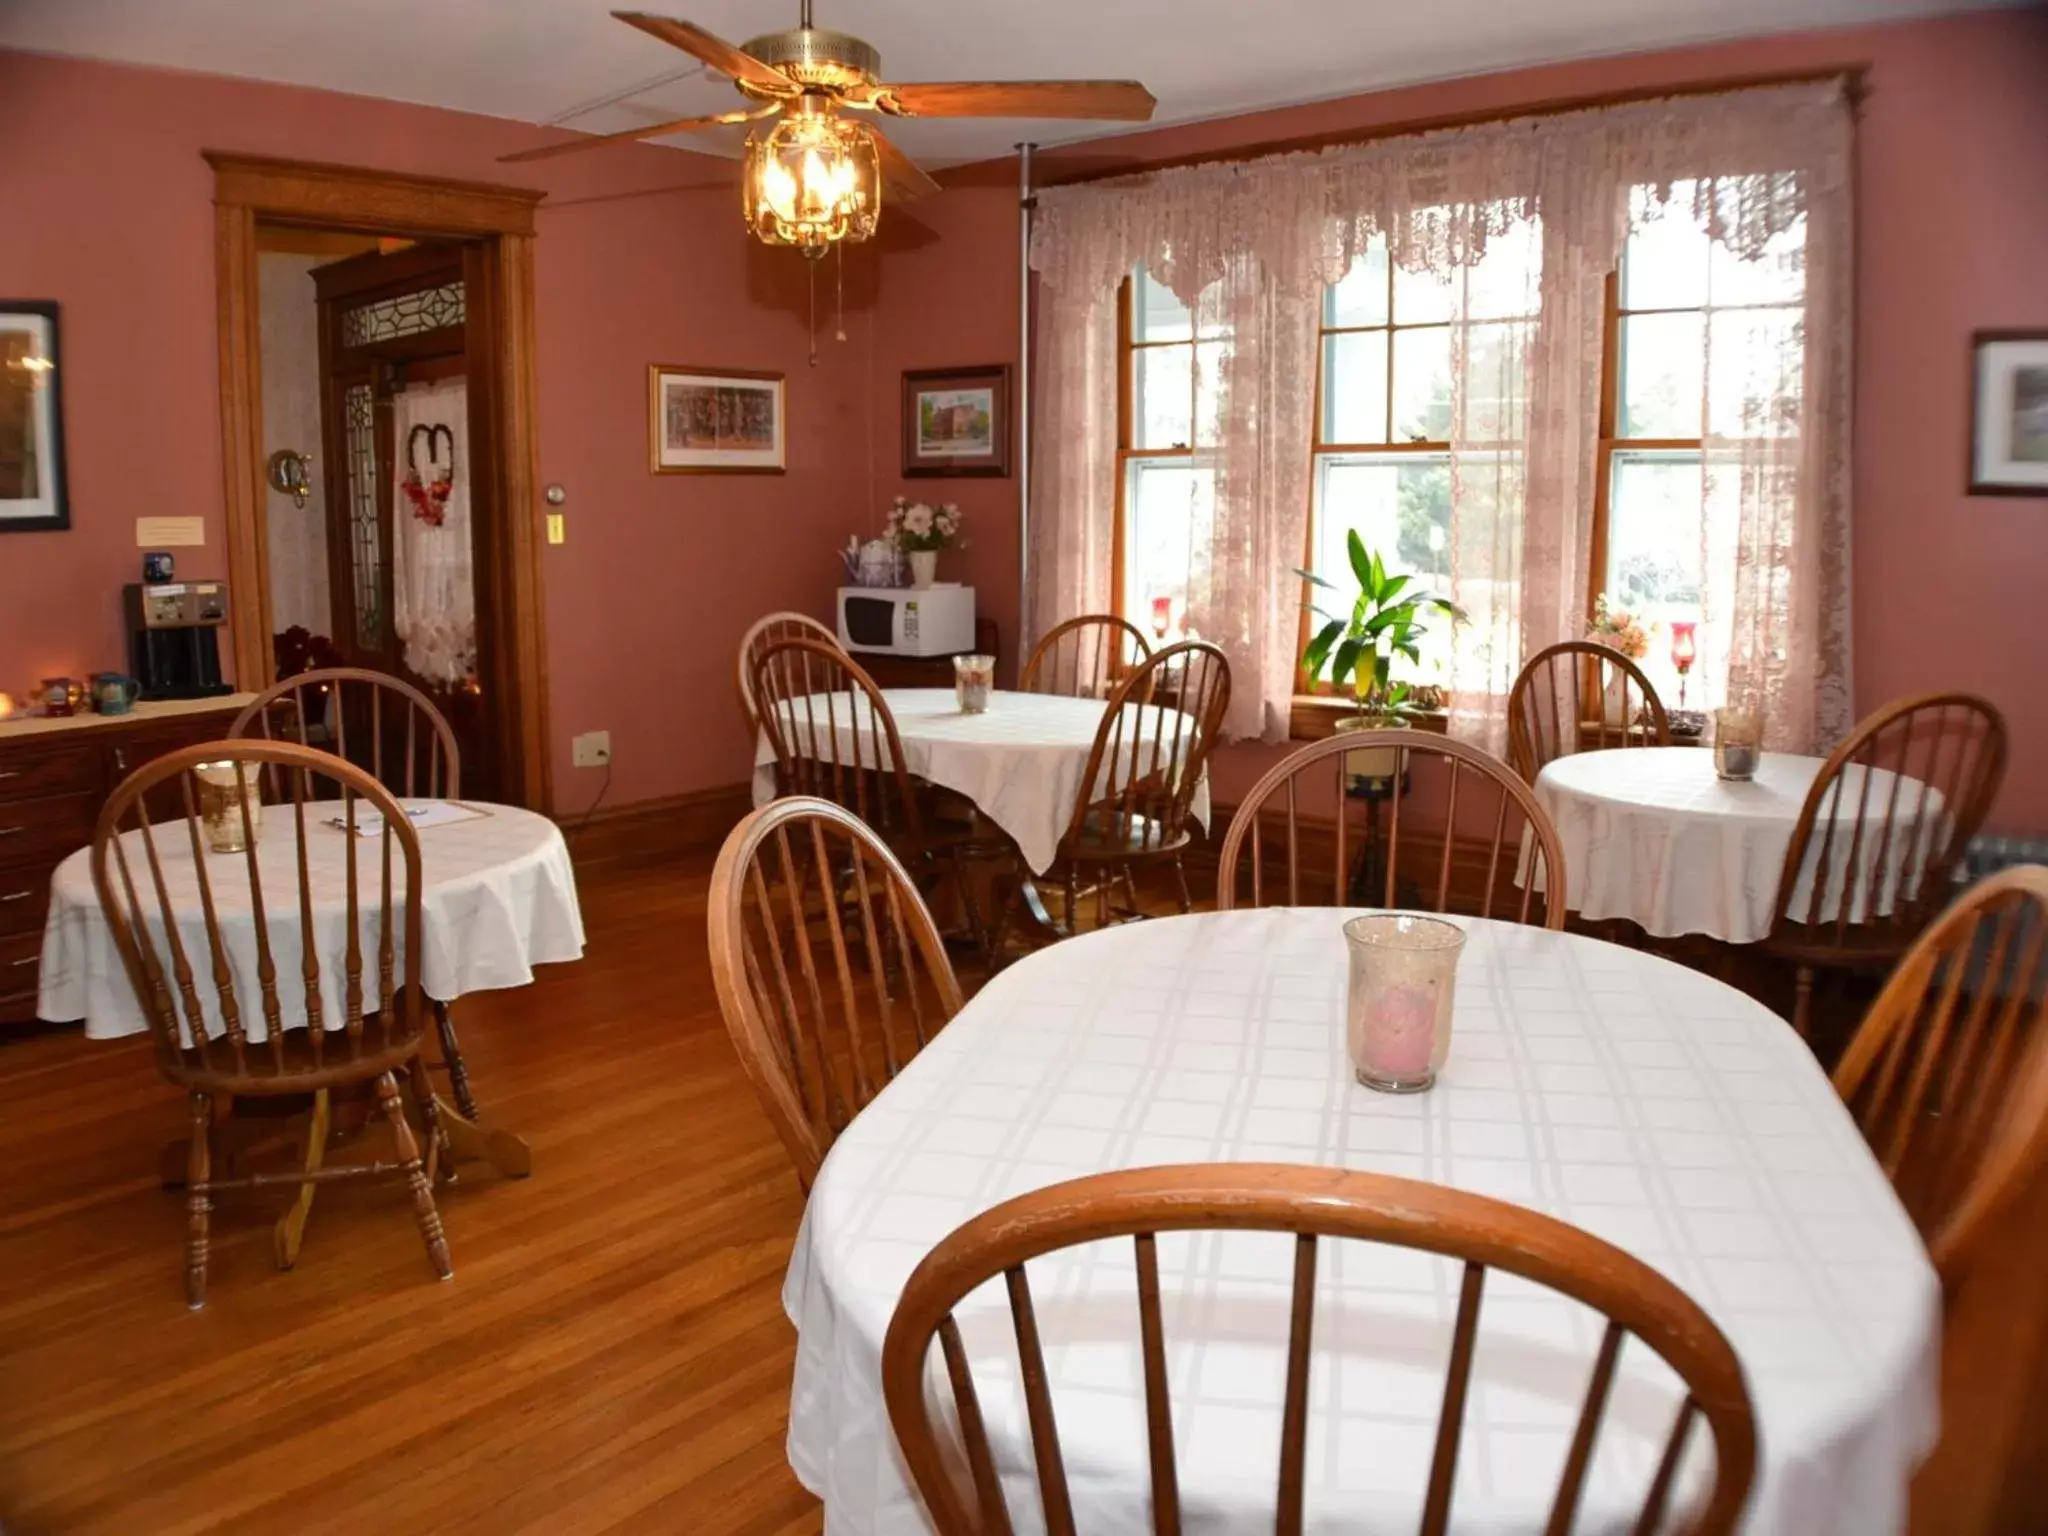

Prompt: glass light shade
[
  {"left": 1669, "top": 619, "right": 1698, "bottom": 671},
  {"left": 743, "top": 111, "right": 881, "bottom": 257}
]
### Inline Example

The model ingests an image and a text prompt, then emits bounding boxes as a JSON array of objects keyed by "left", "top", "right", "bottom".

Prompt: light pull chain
[
  {"left": 808, "top": 258, "right": 819, "bottom": 367},
  {"left": 835, "top": 242, "right": 847, "bottom": 343}
]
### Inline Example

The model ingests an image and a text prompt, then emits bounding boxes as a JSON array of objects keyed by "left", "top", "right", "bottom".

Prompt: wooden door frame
[{"left": 207, "top": 151, "right": 553, "bottom": 812}]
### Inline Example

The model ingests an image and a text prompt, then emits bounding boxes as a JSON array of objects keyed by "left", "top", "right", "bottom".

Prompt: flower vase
[
  {"left": 908, "top": 550, "right": 938, "bottom": 589},
  {"left": 1602, "top": 669, "right": 1630, "bottom": 728}
]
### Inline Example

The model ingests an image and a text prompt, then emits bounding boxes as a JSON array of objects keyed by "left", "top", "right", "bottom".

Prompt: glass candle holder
[
  {"left": 1713, "top": 707, "right": 1762, "bottom": 782},
  {"left": 1344, "top": 913, "right": 1466, "bottom": 1093},
  {"left": 195, "top": 761, "right": 264, "bottom": 854},
  {"left": 953, "top": 653, "right": 995, "bottom": 714}
]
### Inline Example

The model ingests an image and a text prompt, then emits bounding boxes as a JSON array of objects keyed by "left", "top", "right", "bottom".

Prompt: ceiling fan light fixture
[{"left": 743, "top": 102, "right": 881, "bottom": 258}]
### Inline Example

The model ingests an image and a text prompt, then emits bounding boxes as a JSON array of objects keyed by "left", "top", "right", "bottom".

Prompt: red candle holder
[{"left": 1669, "top": 621, "right": 1698, "bottom": 708}]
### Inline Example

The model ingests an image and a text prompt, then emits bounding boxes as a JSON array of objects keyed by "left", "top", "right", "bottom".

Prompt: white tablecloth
[
  {"left": 785, "top": 909, "right": 1939, "bottom": 1536},
  {"left": 1533, "top": 749, "right": 1944, "bottom": 944},
  {"left": 751, "top": 688, "right": 1211, "bottom": 874},
  {"left": 39, "top": 801, "right": 585, "bottom": 1040}
]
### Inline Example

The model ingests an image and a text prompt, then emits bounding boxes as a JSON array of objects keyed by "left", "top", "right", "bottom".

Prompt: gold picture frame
[{"left": 648, "top": 364, "right": 786, "bottom": 475}]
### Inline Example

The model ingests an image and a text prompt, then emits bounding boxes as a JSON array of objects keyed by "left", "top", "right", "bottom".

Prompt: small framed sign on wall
[
  {"left": 0, "top": 301, "right": 69, "bottom": 533},
  {"left": 1969, "top": 330, "right": 2048, "bottom": 496}
]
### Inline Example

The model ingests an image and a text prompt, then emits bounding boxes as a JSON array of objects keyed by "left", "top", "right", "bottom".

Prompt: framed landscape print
[
  {"left": 649, "top": 364, "right": 785, "bottom": 474},
  {"left": 902, "top": 364, "right": 1010, "bottom": 478},
  {"left": 0, "top": 301, "right": 69, "bottom": 533},
  {"left": 1969, "top": 331, "right": 2048, "bottom": 496}
]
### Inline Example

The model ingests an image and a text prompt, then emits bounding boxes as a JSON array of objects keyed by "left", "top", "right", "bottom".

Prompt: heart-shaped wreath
[{"left": 401, "top": 422, "right": 455, "bottom": 527}]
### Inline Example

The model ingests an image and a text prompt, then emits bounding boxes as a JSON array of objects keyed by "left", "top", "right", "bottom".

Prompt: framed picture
[
  {"left": 0, "top": 301, "right": 69, "bottom": 533},
  {"left": 1969, "top": 331, "right": 2048, "bottom": 496},
  {"left": 648, "top": 364, "right": 785, "bottom": 474},
  {"left": 902, "top": 364, "right": 1010, "bottom": 478}
]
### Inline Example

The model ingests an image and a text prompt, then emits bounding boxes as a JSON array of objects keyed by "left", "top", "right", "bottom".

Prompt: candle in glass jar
[
  {"left": 1343, "top": 913, "right": 1466, "bottom": 1093},
  {"left": 953, "top": 653, "right": 995, "bottom": 714}
]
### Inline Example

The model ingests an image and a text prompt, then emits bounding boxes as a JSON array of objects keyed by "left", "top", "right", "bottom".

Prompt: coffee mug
[{"left": 93, "top": 673, "right": 141, "bottom": 716}]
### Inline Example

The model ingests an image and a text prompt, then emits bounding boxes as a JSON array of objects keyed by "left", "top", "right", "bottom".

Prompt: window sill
[{"left": 1288, "top": 696, "right": 1450, "bottom": 741}]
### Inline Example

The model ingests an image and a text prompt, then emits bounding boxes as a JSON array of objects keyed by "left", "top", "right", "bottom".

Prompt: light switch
[{"left": 546, "top": 513, "right": 566, "bottom": 545}]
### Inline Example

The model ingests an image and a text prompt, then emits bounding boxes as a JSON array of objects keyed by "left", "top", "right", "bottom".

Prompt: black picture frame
[
  {"left": 1967, "top": 329, "right": 2048, "bottom": 498},
  {"left": 0, "top": 300, "right": 69, "bottom": 534},
  {"left": 901, "top": 364, "right": 1011, "bottom": 478}
]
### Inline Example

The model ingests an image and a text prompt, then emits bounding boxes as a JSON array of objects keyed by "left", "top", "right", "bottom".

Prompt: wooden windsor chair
[
  {"left": 90, "top": 740, "right": 452, "bottom": 1308},
  {"left": 708, "top": 796, "right": 964, "bottom": 1191},
  {"left": 1217, "top": 730, "right": 1568, "bottom": 928},
  {"left": 231, "top": 667, "right": 480, "bottom": 1121},
  {"left": 1507, "top": 640, "right": 1670, "bottom": 784},
  {"left": 752, "top": 637, "right": 987, "bottom": 954},
  {"left": 1019, "top": 613, "right": 1153, "bottom": 700},
  {"left": 990, "top": 640, "right": 1230, "bottom": 951},
  {"left": 1763, "top": 692, "right": 2007, "bottom": 1039},
  {"left": 1833, "top": 865, "right": 2048, "bottom": 1285},
  {"left": 737, "top": 610, "right": 842, "bottom": 733},
  {"left": 882, "top": 1163, "right": 1757, "bottom": 1536}
]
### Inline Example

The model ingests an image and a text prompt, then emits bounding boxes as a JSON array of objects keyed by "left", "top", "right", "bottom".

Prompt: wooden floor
[
  {"left": 3, "top": 849, "right": 2047, "bottom": 1533},
  {"left": 0, "top": 851, "right": 822, "bottom": 1536}
]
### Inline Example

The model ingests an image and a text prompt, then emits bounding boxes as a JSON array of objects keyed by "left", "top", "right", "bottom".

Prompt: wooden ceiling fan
[{"left": 501, "top": 4, "right": 1155, "bottom": 253}]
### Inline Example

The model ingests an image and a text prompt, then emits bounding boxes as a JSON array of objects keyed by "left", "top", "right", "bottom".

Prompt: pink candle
[
  {"left": 1344, "top": 913, "right": 1465, "bottom": 1093},
  {"left": 1360, "top": 982, "right": 1438, "bottom": 1078}
]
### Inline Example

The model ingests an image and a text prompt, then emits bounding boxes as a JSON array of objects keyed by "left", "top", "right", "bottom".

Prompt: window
[
  {"left": 1109, "top": 186, "right": 1805, "bottom": 713},
  {"left": 1117, "top": 269, "right": 1222, "bottom": 644},
  {"left": 1306, "top": 220, "right": 1539, "bottom": 686},
  {"left": 1598, "top": 184, "right": 1806, "bottom": 708}
]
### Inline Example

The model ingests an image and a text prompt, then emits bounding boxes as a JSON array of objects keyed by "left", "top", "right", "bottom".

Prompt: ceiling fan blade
[
  {"left": 497, "top": 105, "right": 776, "bottom": 164},
  {"left": 868, "top": 127, "right": 940, "bottom": 204},
  {"left": 611, "top": 11, "right": 799, "bottom": 94},
  {"left": 879, "top": 80, "right": 1156, "bottom": 121}
]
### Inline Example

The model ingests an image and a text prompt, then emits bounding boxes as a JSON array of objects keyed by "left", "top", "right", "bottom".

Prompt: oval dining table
[{"left": 783, "top": 908, "right": 1939, "bottom": 1535}]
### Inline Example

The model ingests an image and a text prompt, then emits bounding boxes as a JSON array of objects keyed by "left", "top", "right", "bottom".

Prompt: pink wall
[
  {"left": 886, "top": 8, "right": 2048, "bottom": 830},
  {"left": 0, "top": 49, "right": 874, "bottom": 810}
]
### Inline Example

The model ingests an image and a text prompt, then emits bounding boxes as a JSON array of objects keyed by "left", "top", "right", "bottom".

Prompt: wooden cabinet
[{"left": 0, "top": 699, "right": 251, "bottom": 1025}]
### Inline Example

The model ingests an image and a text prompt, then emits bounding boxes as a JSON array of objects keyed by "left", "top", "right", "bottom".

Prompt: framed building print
[
  {"left": 648, "top": 364, "right": 785, "bottom": 474},
  {"left": 0, "top": 301, "right": 69, "bottom": 533},
  {"left": 902, "top": 364, "right": 1010, "bottom": 478},
  {"left": 1969, "top": 331, "right": 2048, "bottom": 496}
]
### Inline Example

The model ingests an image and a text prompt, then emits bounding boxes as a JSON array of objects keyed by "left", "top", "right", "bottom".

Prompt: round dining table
[
  {"left": 784, "top": 908, "right": 1939, "bottom": 1536},
  {"left": 38, "top": 800, "right": 585, "bottom": 1040},
  {"left": 750, "top": 687, "right": 1211, "bottom": 874},
  {"left": 1533, "top": 748, "right": 1940, "bottom": 944}
]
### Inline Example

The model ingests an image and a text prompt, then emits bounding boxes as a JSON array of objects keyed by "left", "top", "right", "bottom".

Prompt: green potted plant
[{"left": 1298, "top": 531, "right": 1461, "bottom": 775}]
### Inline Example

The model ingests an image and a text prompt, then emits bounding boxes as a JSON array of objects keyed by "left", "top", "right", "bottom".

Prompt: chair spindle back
[
  {"left": 1217, "top": 731, "right": 1567, "bottom": 927},
  {"left": 709, "top": 797, "right": 964, "bottom": 1188},
  {"left": 1769, "top": 692, "right": 2007, "bottom": 954},
  {"left": 231, "top": 667, "right": 460, "bottom": 804},
  {"left": 90, "top": 740, "right": 425, "bottom": 1085},
  {"left": 1063, "top": 641, "right": 1230, "bottom": 858},
  {"left": 752, "top": 638, "right": 927, "bottom": 848},
  {"left": 882, "top": 1163, "right": 1757, "bottom": 1536},
  {"left": 737, "top": 610, "right": 842, "bottom": 731},
  {"left": 1834, "top": 865, "right": 2048, "bottom": 1282},
  {"left": 1507, "top": 640, "right": 1670, "bottom": 783},
  {"left": 1020, "top": 614, "right": 1153, "bottom": 701}
]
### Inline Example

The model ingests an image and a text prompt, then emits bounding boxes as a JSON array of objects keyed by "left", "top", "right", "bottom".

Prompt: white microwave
[{"left": 836, "top": 585, "right": 976, "bottom": 658}]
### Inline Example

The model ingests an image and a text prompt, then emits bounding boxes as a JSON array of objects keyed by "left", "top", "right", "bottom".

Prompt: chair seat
[
  {"left": 166, "top": 1023, "right": 426, "bottom": 1097},
  {"left": 1066, "top": 810, "right": 1190, "bottom": 863}
]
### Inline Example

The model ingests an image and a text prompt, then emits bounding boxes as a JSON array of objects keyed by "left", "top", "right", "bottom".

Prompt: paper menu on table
[{"left": 324, "top": 801, "right": 490, "bottom": 837}]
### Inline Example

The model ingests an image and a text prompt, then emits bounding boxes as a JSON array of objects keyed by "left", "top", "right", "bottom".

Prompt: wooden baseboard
[{"left": 559, "top": 781, "right": 754, "bottom": 869}]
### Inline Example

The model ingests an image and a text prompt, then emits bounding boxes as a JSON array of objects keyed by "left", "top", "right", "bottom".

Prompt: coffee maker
[{"left": 124, "top": 580, "right": 232, "bottom": 700}]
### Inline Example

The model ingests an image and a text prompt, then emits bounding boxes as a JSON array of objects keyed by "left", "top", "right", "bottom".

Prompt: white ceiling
[{"left": 0, "top": 0, "right": 2014, "bottom": 167}]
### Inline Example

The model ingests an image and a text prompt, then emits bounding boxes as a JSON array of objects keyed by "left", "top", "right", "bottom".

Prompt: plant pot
[
  {"left": 908, "top": 550, "right": 938, "bottom": 588},
  {"left": 1334, "top": 714, "right": 1403, "bottom": 783}
]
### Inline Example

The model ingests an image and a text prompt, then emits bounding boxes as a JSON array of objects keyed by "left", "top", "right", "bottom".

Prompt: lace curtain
[
  {"left": 390, "top": 378, "right": 477, "bottom": 688},
  {"left": 1029, "top": 82, "right": 1853, "bottom": 751}
]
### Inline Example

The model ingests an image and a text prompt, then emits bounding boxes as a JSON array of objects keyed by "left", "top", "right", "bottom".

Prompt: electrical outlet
[{"left": 572, "top": 730, "right": 611, "bottom": 769}]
